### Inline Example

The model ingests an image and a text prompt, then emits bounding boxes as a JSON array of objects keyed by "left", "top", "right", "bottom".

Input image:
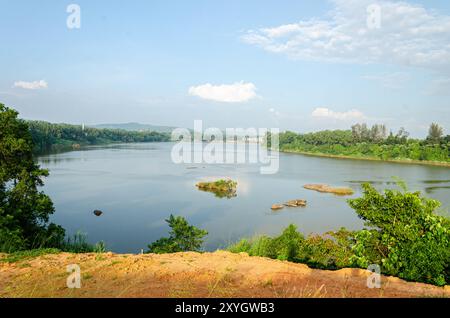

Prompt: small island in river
[
  {"left": 304, "top": 184, "right": 354, "bottom": 196},
  {"left": 196, "top": 179, "right": 237, "bottom": 198}
]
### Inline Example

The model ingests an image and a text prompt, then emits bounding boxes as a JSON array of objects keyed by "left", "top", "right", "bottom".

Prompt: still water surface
[{"left": 38, "top": 142, "right": 450, "bottom": 253}]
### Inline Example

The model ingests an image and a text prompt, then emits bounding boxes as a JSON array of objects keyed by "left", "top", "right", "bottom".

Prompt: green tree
[
  {"left": 348, "top": 183, "right": 450, "bottom": 286},
  {"left": 395, "top": 127, "right": 410, "bottom": 144},
  {"left": 146, "top": 215, "right": 208, "bottom": 253},
  {"left": 0, "top": 103, "right": 64, "bottom": 252},
  {"left": 427, "top": 123, "right": 444, "bottom": 144}
]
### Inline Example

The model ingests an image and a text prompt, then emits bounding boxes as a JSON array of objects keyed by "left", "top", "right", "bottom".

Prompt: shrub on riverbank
[
  {"left": 0, "top": 104, "right": 65, "bottom": 253},
  {"left": 0, "top": 104, "right": 104, "bottom": 254},
  {"left": 229, "top": 183, "right": 450, "bottom": 286},
  {"left": 228, "top": 227, "right": 355, "bottom": 270},
  {"left": 348, "top": 183, "right": 450, "bottom": 286},
  {"left": 146, "top": 215, "right": 208, "bottom": 254}
]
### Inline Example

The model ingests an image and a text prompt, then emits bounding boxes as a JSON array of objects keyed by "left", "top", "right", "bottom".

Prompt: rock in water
[
  {"left": 93, "top": 210, "right": 103, "bottom": 216},
  {"left": 271, "top": 204, "right": 284, "bottom": 211},
  {"left": 284, "top": 199, "right": 307, "bottom": 207}
]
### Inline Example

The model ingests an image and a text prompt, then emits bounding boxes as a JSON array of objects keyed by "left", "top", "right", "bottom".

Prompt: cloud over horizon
[
  {"left": 312, "top": 107, "right": 367, "bottom": 121},
  {"left": 188, "top": 82, "right": 258, "bottom": 103},
  {"left": 13, "top": 80, "right": 48, "bottom": 90}
]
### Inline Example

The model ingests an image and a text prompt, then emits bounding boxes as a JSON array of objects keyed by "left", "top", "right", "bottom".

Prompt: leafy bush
[
  {"left": 228, "top": 184, "right": 449, "bottom": 286},
  {"left": 146, "top": 215, "right": 208, "bottom": 254},
  {"left": 297, "top": 228, "right": 355, "bottom": 269},
  {"left": 348, "top": 183, "right": 450, "bottom": 286},
  {"left": 228, "top": 226, "right": 355, "bottom": 269}
]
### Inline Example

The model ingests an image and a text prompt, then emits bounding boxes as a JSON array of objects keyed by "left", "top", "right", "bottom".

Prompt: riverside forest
[
  {"left": 277, "top": 124, "right": 450, "bottom": 165},
  {"left": 1, "top": 103, "right": 449, "bottom": 291},
  {"left": 25, "top": 112, "right": 450, "bottom": 165}
]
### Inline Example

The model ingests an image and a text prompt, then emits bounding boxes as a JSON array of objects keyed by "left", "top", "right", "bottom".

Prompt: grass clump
[
  {"left": 0, "top": 248, "right": 61, "bottom": 263},
  {"left": 59, "top": 231, "right": 106, "bottom": 253}
]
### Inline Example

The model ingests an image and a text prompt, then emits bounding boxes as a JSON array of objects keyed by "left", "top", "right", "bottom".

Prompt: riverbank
[
  {"left": 281, "top": 149, "right": 450, "bottom": 167},
  {"left": 1, "top": 251, "right": 448, "bottom": 298}
]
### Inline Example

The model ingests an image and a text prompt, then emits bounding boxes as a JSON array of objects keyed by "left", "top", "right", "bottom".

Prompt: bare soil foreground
[{"left": 0, "top": 251, "right": 449, "bottom": 298}]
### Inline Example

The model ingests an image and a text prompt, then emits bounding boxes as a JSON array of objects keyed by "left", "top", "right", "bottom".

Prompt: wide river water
[{"left": 38, "top": 142, "right": 450, "bottom": 253}]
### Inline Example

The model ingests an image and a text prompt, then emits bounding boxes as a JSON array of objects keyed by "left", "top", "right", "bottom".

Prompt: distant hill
[{"left": 90, "top": 122, "right": 176, "bottom": 133}]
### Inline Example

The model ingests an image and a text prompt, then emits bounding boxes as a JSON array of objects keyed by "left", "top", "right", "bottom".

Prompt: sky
[{"left": 0, "top": 0, "right": 449, "bottom": 137}]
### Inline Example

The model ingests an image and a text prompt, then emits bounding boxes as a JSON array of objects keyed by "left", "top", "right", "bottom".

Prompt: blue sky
[{"left": 1, "top": 0, "right": 449, "bottom": 137}]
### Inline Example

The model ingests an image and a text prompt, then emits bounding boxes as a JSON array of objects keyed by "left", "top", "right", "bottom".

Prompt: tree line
[
  {"left": 278, "top": 123, "right": 449, "bottom": 163},
  {"left": 27, "top": 120, "right": 171, "bottom": 154}
]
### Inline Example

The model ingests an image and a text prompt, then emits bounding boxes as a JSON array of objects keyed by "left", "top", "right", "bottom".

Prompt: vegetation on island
[
  {"left": 196, "top": 179, "right": 237, "bottom": 198},
  {"left": 28, "top": 120, "right": 171, "bottom": 154},
  {"left": 277, "top": 123, "right": 449, "bottom": 164}
]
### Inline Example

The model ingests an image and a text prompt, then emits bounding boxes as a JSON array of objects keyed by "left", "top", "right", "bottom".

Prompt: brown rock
[{"left": 271, "top": 204, "right": 284, "bottom": 211}]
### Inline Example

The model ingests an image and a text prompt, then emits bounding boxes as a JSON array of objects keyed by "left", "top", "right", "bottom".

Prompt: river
[{"left": 38, "top": 142, "right": 450, "bottom": 253}]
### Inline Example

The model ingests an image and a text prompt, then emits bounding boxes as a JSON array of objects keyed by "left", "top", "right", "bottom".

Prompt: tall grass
[
  {"left": 0, "top": 230, "right": 107, "bottom": 259},
  {"left": 227, "top": 225, "right": 355, "bottom": 270},
  {"left": 60, "top": 231, "right": 106, "bottom": 253}
]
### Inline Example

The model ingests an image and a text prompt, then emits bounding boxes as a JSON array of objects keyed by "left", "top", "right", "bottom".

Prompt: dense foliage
[
  {"left": 229, "top": 183, "right": 450, "bottom": 286},
  {"left": 0, "top": 104, "right": 65, "bottom": 252},
  {"left": 0, "top": 104, "right": 103, "bottom": 253},
  {"left": 28, "top": 120, "right": 171, "bottom": 154},
  {"left": 228, "top": 225, "right": 354, "bottom": 270},
  {"left": 146, "top": 215, "right": 208, "bottom": 254},
  {"left": 348, "top": 184, "right": 450, "bottom": 286},
  {"left": 278, "top": 124, "right": 449, "bottom": 163}
]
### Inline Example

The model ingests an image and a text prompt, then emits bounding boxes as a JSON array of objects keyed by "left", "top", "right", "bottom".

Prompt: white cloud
[
  {"left": 242, "top": 0, "right": 450, "bottom": 72},
  {"left": 13, "top": 80, "right": 48, "bottom": 90},
  {"left": 268, "top": 107, "right": 281, "bottom": 117},
  {"left": 188, "top": 81, "right": 258, "bottom": 103},
  {"left": 312, "top": 107, "right": 367, "bottom": 121}
]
